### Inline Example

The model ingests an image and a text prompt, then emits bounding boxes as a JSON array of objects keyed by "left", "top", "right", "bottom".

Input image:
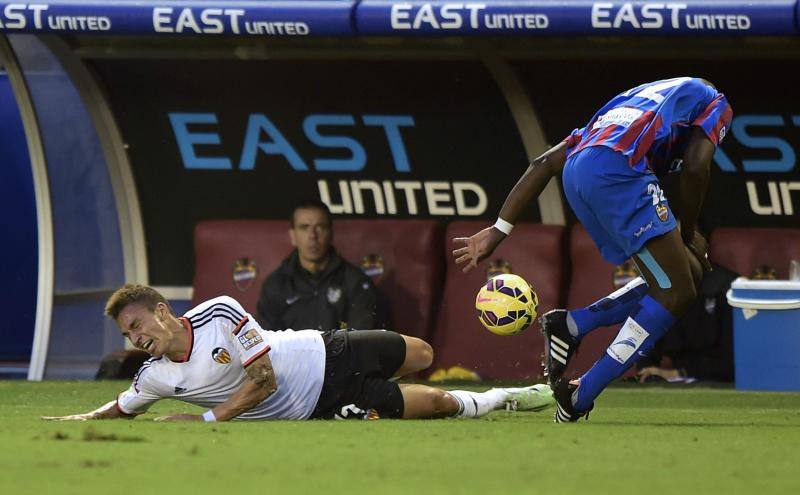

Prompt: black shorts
[{"left": 310, "top": 329, "right": 406, "bottom": 419}]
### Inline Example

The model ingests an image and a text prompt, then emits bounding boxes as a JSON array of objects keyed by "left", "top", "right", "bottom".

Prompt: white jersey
[{"left": 116, "top": 296, "right": 326, "bottom": 420}]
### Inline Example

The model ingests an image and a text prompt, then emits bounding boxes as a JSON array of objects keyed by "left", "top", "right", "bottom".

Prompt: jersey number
[
  {"left": 647, "top": 183, "right": 666, "bottom": 205},
  {"left": 624, "top": 77, "right": 691, "bottom": 104}
]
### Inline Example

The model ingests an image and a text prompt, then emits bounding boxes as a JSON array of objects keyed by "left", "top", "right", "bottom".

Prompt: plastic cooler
[{"left": 726, "top": 278, "right": 800, "bottom": 391}]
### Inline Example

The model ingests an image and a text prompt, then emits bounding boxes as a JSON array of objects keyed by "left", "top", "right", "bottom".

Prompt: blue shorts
[{"left": 562, "top": 146, "right": 677, "bottom": 265}]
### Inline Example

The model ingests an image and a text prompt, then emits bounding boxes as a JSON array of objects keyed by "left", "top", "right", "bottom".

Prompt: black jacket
[{"left": 255, "top": 249, "right": 377, "bottom": 331}]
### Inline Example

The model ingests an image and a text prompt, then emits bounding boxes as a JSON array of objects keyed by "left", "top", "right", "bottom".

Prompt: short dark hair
[
  {"left": 291, "top": 199, "right": 333, "bottom": 227},
  {"left": 105, "top": 284, "right": 173, "bottom": 320}
]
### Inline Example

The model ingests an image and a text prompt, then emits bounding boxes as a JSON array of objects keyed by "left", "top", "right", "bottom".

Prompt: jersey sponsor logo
[
  {"left": 232, "top": 257, "right": 258, "bottom": 292},
  {"left": 607, "top": 318, "right": 650, "bottom": 364},
  {"left": 238, "top": 329, "right": 264, "bottom": 350},
  {"left": 327, "top": 286, "right": 342, "bottom": 304},
  {"left": 592, "top": 107, "right": 643, "bottom": 129},
  {"left": 360, "top": 253, "right": 385, "bottom": 284},
  {"left": 212, "top": 347, "right": 232, "bottom": 364}
]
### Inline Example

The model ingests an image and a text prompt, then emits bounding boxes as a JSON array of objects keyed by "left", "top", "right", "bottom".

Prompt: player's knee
[
  {"left": 658, "top": 279, "right": 696, "bottom": 316},
  {"left": 406, "top": 337, "right": 434, "bottom": 371},
  {"left": 431, "top": 389, "right": 458, "bottom": 416}
]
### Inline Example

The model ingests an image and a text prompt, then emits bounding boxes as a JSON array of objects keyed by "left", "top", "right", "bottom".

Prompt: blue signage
[
  {"left": 356, "top": 0, "right": 798, "bottom": 36},
  {"left": 0, "top": 1, "right": 797, "bottom": 36},
  {"left": 0, "top": 1, "right": 355, "bottom": 36}
]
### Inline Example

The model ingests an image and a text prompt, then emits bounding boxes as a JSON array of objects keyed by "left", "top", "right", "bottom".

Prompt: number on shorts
[{"left": 647, "top": 183, "right": 665, "bottom": 205}]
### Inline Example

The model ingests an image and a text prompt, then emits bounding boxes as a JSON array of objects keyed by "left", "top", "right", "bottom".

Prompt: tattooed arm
[{"left": 154, "top": 353, "right": 277, "bottom": 422}]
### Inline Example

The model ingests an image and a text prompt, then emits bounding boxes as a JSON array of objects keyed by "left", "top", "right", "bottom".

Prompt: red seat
[
  {"left": 192, "top": 219, "right": 443, "bottom": 340},
  {"left": 192, "top": 220, "right": 290, "bottom": 313},
  {"left": 431, "top": 221, "right": 567, "bottom": 380},
  {"left": 565, "top": 225, "right": 636, "bottom": 379},
  {"left": 710, "top": 227, "right": 800, "bottom": 279},
  {"left": 334, "top": 220, "right": 444, "bottom": 340}
]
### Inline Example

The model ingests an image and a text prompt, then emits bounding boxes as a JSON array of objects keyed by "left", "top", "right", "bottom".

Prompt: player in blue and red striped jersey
[{"left": 453, "top": 77, "right": 733, "bottom": 422}]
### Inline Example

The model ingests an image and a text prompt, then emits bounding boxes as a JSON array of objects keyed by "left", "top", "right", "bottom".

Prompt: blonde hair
[{"left": 105, "top": 284, "right": 173, "bottom": 320}]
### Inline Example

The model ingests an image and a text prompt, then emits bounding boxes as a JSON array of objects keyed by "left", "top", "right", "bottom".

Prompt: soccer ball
[{"left": 475, "top": 274, "right": 538, "bottom": 336}]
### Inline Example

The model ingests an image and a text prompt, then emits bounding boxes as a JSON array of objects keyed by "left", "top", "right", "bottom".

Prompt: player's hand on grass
[
  {"left": 153, "top": 414, "right": 203, "bottom": 422},
  {"left": 453, "top": 227, "right": 506, "bottom": 273}
]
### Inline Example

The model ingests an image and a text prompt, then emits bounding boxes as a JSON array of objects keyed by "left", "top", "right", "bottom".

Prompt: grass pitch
[{"left": 2, "top": 381, "right": 799, "bottom": 495}]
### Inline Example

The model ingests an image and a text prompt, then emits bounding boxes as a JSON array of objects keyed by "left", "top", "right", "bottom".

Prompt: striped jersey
[
  {"left": 564, "top": 77, "right": 733, "bottom": 176},
  {"left": 116, "top": 296, "right": 326, "bottom": 420}
]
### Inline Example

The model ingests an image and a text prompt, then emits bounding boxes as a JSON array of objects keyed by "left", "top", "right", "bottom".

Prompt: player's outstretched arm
[
  {"left": 41, "top": 400, "right": 130, "bottom": 421},
  {"left": 453, "top": 142, "right": 567, "bottom": 273},
  {"left": 154, "top": 352, "right": 277, "bottom": 422}
]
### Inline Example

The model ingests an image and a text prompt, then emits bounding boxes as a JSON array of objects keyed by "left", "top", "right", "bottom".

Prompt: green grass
[{"left": 2, "top": 381, "right": 799, "bottom": 495}]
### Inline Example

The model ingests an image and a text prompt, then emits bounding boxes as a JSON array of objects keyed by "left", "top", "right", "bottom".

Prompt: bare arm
[
  {"left": 497, "top": 141, "right": 568, "bottom": 225},
  {"left": 452, "top": 142, "right": 567, "bottom": 272},
  {"left": 678, "top": 127, "right": 716, "bottom": 267},
  {"left": 41, "top": 399, "right": 131, "bottom": 421},
  {"left": 155, "top": 352, "right": 277, "bottom": 422}
]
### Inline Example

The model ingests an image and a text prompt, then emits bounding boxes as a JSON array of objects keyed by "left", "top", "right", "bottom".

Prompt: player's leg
[
  {"left": 564, "top": 229, "right": 696, "bottom": 420},
  {"left": 557, "top": 242, "right": 701, "bottom": 346},
  {"left": 545, "top": 147, "right": 647, "bottom": 382},
  {"left": 394, "top": 335, "right": 434, "bottom": 377},
  {"left": 555, "top": 148, "right": 693, "bottom": 421},
  {"left": 399, "top": 383, "right": 554, "bottom": 419}
]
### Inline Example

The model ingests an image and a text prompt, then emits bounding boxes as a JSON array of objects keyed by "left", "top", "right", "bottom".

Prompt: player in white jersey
[{"left": 43, "top": 285, "right": 554, "bottom": 422}]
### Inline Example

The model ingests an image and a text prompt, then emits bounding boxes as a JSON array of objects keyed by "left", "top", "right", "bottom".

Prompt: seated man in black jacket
[{"left": 256, "top": 200, "right": 377, "bottom": 331}]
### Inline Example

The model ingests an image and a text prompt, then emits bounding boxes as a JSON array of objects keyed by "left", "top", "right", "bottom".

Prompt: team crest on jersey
[
  {"left": 238, "top": 329, "right": 263, "bottom": 350},
  {"left": 487, "top": 259, "right": 512, "bottom": 280},
  {"left": 612, "top": 260, "right": 640, "bottom": 290},
  {"left": 656, "top": 203, "right": 669, "bottom": 222},
  {"left": 232, "top": 258, "right": 258, "bottom": 292},
  {"left": 327, "top": 286, "right": 342, "bottom": 304},
  {"left": 360, "top": 254, "right": 385, "bottom": 284},
  {"left": 212, "top": 347, "right": 231, "bottom": 364}
]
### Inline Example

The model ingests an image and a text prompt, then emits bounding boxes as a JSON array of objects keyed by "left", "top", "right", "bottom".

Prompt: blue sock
[
  {"left": 572, "top": 295, "right": 676, "bottom": 412},
  {"left": 569, "top": 277, "right": 649, "bottom": 338}
]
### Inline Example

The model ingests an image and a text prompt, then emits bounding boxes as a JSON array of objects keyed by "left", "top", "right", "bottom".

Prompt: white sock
[{"left": 448, "top": 389, "right": 507, "bottom": 418}]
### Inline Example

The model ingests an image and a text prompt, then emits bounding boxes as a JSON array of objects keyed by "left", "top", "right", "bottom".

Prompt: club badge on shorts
[
  {"left": 656, "top": 203, "right": 669, "bottom": 222},
  {"left": 212, "top": 347, "right": 231, "bottom": 364},
  {"left": 232, "top": 258, "right": 258, "bottom": 292}
]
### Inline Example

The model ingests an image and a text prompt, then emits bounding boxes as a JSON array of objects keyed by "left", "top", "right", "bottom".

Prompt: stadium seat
[
  {"left": 431, "top": 221, "right": 567, "bottom": 380},
  {"left": 192, "top": 218, "right": 443, "bottom": 340},
  {"left": 333, "top": 219, "right": 444, "bottom": 340},
  {"left": 564, "top": 225, "right": 637, "bottom": 379},
  {"left": 710, "top": 227, "right": 800, "bottom": 279},
  {"left": 192, "top": 219, "right": 291, "bottom": 313}
]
